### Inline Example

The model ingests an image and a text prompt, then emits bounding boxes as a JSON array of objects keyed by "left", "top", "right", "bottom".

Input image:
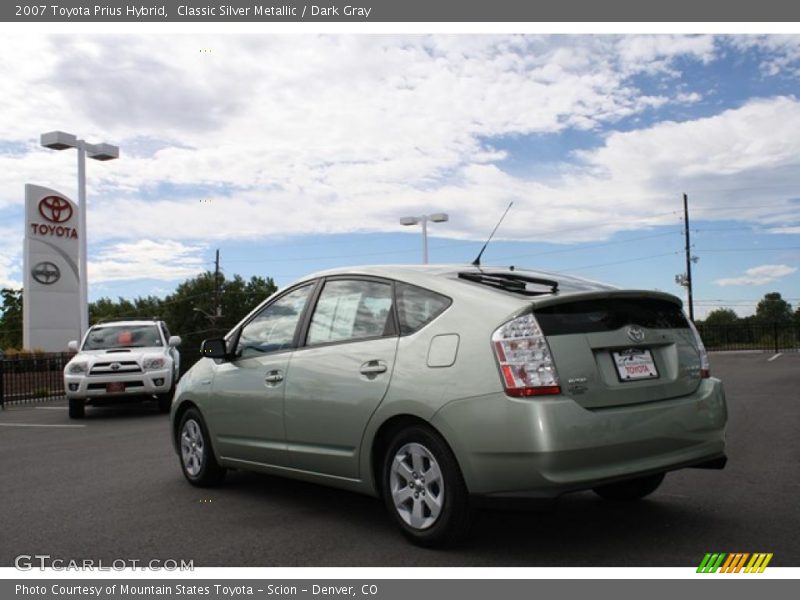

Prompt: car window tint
[
  {"left": 396, "top": 283, "right": 451, "bottom": 335},
  {"left": 307, "top": 280, "right": 394, "bottom": 345},
  {"left": 237, "top": 284, "right": 313, "bottom": 357},
  {"left": 83, "top": 325, "right": 162, "bottom": 349}
]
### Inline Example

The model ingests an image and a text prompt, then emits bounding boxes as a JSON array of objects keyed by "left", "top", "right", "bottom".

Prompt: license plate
[
  {"left": 106, "top": 382, "right": 125, "bottom": 393},
  {"left": 612, "top": 348, "right": 659, "bottom": 381}
]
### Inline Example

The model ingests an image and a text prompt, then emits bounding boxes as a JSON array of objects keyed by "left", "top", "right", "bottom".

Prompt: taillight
[
  {"left": 687, "top": 319, "right": 711, "bottom": 378},
  {"left": 492, "top": 312, "right": 561, "bottom": 397}
]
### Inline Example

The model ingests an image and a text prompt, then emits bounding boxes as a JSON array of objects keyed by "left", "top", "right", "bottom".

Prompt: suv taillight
[
  {"left": 687, "top": 319, "right": 711, "bottom": 378},
  {"left": 492, "top": 312, "right": 561, "bottom": 397}
]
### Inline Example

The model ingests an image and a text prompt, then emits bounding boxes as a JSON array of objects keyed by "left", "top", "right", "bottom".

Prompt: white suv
[{"left": 64, "top": 319, "right": 181, "bottom": 418}]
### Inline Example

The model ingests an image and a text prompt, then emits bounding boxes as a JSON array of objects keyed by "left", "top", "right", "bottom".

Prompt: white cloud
[
  {"left": 675, "top": 91, "right": 703, "bottom": 103},
  {"left": 731, "top": 35, "right": 800, "bottom": 76},
  {"left": 714, "top": 264, "right": 797, "bottom": 287},
  {"left": 88, "top": 240, "right": 207, "bottom": 283},
  {"left": 0, "top": 227, "right": 23, "bottom": 288},
  {"left": 1, "top": 34, "right": 800, "bottom": 285},
  {"left": 768, "top": 226, "right": 800, "bottom": 234}
]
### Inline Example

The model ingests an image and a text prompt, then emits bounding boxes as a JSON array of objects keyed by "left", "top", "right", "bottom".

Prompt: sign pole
[{"left": 77, "top": 142, "right": 88, "bottom": 337}]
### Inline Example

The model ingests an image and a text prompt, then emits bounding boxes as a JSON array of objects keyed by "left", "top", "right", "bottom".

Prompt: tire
[
  {"left": 177, "top": 408, "right": 226, "bottom": 487},
  {"left": 68, "top": 398, "right": 85, "bottom": 419},
  {"left": 593, "top": 472, "right": 665, "bottom": 501},
  {"left": 381, "top": 424, "right": 473, "bottom": 547},
  {"left": 157, "top": 388, "right": 174, "bottom": 414}
]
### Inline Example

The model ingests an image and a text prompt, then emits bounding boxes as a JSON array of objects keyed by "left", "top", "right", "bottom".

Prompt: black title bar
[{"left": 4, "top": 0, "right": 800, "bottom": 22}]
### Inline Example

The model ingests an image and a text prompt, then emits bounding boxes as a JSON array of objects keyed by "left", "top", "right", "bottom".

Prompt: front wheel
[
  {"left": 178, "top": 408, "right": 226, "bottom": 486},
  {"left": 68, "top": 398, "right": 85, "bottom": 419},
  {"left": 382, "top": 425, "right": 472, "bottom": 547},
  {"left": 593, "top": 472, "right": 665, "bottom": 501},
  {"left": 157, "top": 388, "right": 174, "bottom": 414}
]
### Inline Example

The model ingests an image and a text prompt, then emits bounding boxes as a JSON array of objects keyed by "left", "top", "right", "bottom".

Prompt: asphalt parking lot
[{"left": 0, "top": 352, "right": 798, "bottom": 567}]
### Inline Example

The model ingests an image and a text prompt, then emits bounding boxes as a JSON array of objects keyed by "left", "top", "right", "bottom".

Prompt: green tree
[
  {"left": 0, "top": 287, "right": 23, "bottom": 350},
  {"left": 703, "top": 308, "right": 739, "bottom": 326},
  {"left": 160, "top": 271, "right": 277, "bottom": 367},
  {"left": 754, "top": 292, "right": 793, "bottom": 324}
]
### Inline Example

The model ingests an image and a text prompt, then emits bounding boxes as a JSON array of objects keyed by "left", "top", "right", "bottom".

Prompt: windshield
[{"left": 82, "top": 325, "right": 163, "bottom": 350}]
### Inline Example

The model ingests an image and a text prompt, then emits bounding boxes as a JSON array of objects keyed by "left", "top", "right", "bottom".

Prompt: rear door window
[{"left": 307, "top": 279, "right": 395, "bottom": 345}]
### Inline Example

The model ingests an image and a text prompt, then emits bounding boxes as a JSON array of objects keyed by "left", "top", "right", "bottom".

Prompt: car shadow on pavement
[
  {"left": 209, "top": 469, "right": 726, "bottom": 564},
  {"left": 80, "top": 399, "right": 166, "bottom": 421}
]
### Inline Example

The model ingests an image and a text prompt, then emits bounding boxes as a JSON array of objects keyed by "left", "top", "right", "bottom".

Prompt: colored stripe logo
[{"left": 697, "top": 553, "right": 773, "bottom": 573}]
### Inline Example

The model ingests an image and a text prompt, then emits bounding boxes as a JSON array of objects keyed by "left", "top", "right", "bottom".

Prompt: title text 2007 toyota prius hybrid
[{"left": 170, "top": 265, "right": 727, "bottom": 546}]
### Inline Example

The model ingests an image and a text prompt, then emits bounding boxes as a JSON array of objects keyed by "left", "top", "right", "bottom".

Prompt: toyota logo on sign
[
  {"left": 31, "top": 261, "right": 61, "bottom": 285},
  {"left": 626, "top": 326, "right": 646, "bottom": 343},
  {"left": 38, "top": 196, "right": 73, "bottom": 223}
]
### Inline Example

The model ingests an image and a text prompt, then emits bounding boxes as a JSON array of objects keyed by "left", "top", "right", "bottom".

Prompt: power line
[
  {"left": 561, "top": 251, "right": 680, "bottom": 273},
  {"left": 696, "top": 246, "right": 800, "bottom": 253}
]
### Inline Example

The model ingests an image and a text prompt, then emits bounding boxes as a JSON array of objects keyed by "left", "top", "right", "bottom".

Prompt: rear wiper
[{"left": 458, "top": 271, "right": 559, "bottom": 295}]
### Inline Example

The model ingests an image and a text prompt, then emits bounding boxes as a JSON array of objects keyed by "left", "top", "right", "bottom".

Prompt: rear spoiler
[{"left": 529, "top": 289, "right": 684, "bottom": 310}]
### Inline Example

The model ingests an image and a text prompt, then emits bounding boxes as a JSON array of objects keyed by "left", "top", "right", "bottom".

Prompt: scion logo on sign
[
  {"left": 31, "top": 261, "right": 61, "bottom": 285},
  {"left": 626, "top": 326, "right": 645, "bottom": 342},
  {"left": 38, "top": 196, "right": 73, "bottom": 223}
]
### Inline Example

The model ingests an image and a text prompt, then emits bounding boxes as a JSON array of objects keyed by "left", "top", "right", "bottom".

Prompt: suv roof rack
[
  {"left": 457, "top": 271, "right": 559, "bottom": 296},
  {"left": 94, "top": 316, "right": 162, "bottom": 324}
]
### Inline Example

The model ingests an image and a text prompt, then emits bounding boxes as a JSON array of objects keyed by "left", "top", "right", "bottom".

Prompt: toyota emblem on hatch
[{"left": 626, "top": 326, "right": 645, "bottom": 342}]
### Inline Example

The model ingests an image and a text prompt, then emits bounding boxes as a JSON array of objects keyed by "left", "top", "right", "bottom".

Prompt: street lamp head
[
  {"left": 400, "top": 216, "right": 420, "bottom": 226},
  {"left": 40, "top": 131, "right": 77, "bottom": 151},
  {"left": 429, "top": 212, "right": 449, "bottom": 223},
  {"left": 86, "top": 143, "right": 119, "bottom": 161}
]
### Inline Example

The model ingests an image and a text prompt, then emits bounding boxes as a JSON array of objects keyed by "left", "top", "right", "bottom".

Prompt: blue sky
[{"left": 1, "top": 34, "right": 799, "bottom": 318}]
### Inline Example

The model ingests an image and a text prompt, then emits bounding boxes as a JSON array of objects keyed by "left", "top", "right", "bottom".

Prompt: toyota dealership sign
[{"left": 23, "top": 184, "right": 81, "bottom": 351}]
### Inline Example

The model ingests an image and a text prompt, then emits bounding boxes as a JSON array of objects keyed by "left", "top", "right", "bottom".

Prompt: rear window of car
[
  {"left": 396, "top": 283, "right": 451, "bottom": 335},
  {"left": 534, "top": 298, "right": 689, "bottom": 335}
]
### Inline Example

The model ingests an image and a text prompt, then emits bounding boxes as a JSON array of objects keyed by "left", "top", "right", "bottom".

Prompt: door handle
[
  {"left": 360, "top": 361, "right": 388, "bottom": 375},
  {"left": 264, "top": 370, "right": 284, "bottom": 385}
]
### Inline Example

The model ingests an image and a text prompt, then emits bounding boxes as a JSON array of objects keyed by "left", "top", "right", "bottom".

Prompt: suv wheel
[
  {"left": 68, "top": 398, "right": 85, "bottom": 419},
  {"left": 157, "top": 387, "right": 174, "bottom": 414},
  {"left": 178, "top": 408, "right": 226, "bottom": 486},
  {"left": 382, "top": 425, "right": 472, "bottom": 547},
  {"left": 593, "top": 473, "right": 665, "bottom": 501}
]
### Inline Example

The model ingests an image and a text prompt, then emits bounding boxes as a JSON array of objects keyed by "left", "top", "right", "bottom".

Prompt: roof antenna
[{"left": 471, "top": 201, "right": 513, "bottom": 267}]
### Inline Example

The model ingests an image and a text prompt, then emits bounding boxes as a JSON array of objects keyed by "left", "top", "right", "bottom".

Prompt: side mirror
[
  {"left": 201, "top": 338, "right": 228, "bottom": 360},
  {"left": 67, "top": 340, "right": 79, "bottom": 352},
  {"left": 168, "top": 335, "right": 182, "bottom": 347}
]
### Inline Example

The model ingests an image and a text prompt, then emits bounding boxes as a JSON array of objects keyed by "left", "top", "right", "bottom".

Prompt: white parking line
[
  {"left": 0, "top": 423, "right": 85, "bottom": 428},
  {"left": 34, "top": 406, "right": 69, "bottom": 410},
  {"left": 768, "top": 353, "right": 782, "bottom": 362}
]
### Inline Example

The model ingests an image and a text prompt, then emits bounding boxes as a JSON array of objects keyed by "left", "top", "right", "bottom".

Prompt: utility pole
[
  {"left": 683, "top": 193, "right": 695, "bottom": 322},
  {"left": 213, "top": 249, "right": 221, "bottom": 320}
]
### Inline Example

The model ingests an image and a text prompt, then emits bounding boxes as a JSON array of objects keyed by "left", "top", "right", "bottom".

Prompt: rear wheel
[
  {"left": 382, "top": 425, "right": 472, "bottom": 547},
  {"left": 178, "top": 408, "right": 226, "bottom": 486},
  {"left": 593, "top": 473, "right": 665, "bottom": 501},
  {"left": 68, "top": 398, "right": 85, "bottom": 419}
]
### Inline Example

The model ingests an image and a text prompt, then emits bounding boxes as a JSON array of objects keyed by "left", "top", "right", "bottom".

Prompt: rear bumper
[{"left": 431, "top": 377, "right": 727, "bottom": 498}]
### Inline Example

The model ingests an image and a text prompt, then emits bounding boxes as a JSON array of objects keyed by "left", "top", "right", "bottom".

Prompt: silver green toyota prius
[{"left": 171, "top": 265, "right": 727, "bottom": 545}]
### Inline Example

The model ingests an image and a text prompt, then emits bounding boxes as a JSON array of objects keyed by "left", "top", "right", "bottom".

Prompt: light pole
[
  {"left": 399, "top": 213, "right": 449, "bottom": 264},
  {"left": 41, "top": 131, "right": 119, "bottom": 337}
]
